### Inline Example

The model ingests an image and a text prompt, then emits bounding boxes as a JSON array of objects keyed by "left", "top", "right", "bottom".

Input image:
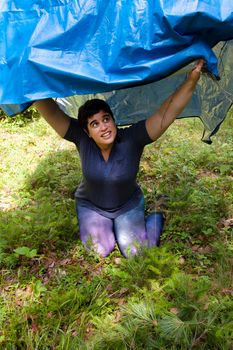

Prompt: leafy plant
[
  {"left": 0, "top": 108, "right": 232, "bottom": 349},
  {"left": 14, "top": 247, "right": 38, "bottom": 258}
]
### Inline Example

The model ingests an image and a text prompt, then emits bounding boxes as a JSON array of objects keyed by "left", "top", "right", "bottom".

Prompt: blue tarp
[
  {"left": 56, "top": 40, "right": 233, "bottom": 143},
  {"left": 0, "top": 1, "right": 233, "bottom": 141}
]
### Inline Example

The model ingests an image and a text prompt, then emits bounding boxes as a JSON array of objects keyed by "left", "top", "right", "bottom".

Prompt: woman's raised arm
[
  {"left": 34, "top": 98, "right": 71, "bottom": 137},
  {"left": 146, "top": 59, "right": 204, "bottom": 142}
]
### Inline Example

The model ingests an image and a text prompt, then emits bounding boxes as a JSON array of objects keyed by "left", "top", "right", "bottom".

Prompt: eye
[
  {"left": 103, "top": 116, "right": 110, "bottom": 123},
  {"left": 92, "top": 122, "right": 98, "bottom": 128}
]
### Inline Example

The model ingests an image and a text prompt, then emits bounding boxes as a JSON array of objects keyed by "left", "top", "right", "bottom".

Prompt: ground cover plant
[{"left": 0, "top": 108, "right": 232, "bottom": 349}]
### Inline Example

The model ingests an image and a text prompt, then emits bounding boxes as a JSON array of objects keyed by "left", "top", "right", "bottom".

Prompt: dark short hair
[{"left": 78, "top": 99, "right": 114, "bottom": 130}]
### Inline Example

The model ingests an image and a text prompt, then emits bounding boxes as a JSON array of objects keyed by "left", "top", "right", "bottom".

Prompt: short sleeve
[
  {"left": 126, "top": 119, "right": 153, "bottom": 147},
  {"left": 63, "top": 118, "right": 85, "bottom": 146}
]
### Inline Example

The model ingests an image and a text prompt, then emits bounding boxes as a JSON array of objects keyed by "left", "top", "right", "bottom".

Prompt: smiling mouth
[{"left": 101, "top": 131, "right": 111, "bottom": 138}]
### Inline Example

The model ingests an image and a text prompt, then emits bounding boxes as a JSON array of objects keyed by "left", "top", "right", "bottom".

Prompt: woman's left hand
[
  {"left": 145, "top": 58, "right": 205, "bottom": 142},
  {"left": 188, "top": 59, "right": 205, "bottom": 83}
]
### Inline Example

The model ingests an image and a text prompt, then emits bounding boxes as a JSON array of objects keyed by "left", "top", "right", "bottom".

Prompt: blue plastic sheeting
[
  {"left": 0, "top": 102, "right": 33, "bottom": 116},
  {"left": 0, "top": 1, "right": 233, "bottom": 141},
  {"left": 56, "top": 41, "right": 233, "bottom": 143},
  {"left": 108, "top": 41, "right": 233, "bottom": 143},
  {"left": 1, "top": 1, "right": 233, "bottom": 103}
]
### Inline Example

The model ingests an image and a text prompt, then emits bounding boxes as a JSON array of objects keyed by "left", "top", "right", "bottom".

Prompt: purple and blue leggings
[{"left": 76, "top": 196, "right": 164, "bottom": 257}]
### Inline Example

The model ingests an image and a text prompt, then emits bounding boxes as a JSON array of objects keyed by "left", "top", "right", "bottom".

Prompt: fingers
[
  {"left": 187, "top": 59, "right": 205, "bottom": 83},
  {"left": 194, "top": 59, "right": 205, "bottom": 72}
]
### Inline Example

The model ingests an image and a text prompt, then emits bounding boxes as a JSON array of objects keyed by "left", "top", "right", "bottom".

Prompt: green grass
[{"left": 0, "top": 111, "right": 232, "bottom": 349}]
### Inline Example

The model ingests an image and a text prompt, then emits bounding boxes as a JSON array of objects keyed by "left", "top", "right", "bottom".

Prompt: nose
[{"left": 100, "top": 121, "right": 107, "bottom": 131}]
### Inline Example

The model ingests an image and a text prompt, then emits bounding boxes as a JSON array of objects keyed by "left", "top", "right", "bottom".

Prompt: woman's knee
[
  {"left": 76, "top": 204, "right": 116, "bottom": 257},
  {"left": 116, "top": 236, "right": 139, "bottom": 257},
  {"left": 80, "top": 228, "right": 115, "bottom": 257},
  {"left": 114, "top": 221, "right": 147, "bottom": 257},
  {"left": 114, "top": 202, "right": 148, "bottom": 257}
]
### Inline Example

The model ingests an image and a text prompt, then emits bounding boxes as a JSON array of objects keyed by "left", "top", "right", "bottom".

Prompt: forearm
[
  {"left": 34, "top": 98, "right": 70, "bottom": 137},
  {"left": 146, "top": 59, "right": 204, "bottom": 141},
  {"left": 159, "top": 74, "right": 199, "bottom": 121}
]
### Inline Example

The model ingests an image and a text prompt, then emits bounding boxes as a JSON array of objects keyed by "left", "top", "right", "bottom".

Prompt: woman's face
[{"left": 86, "top": 110, "right": 117, "bottom": 150}]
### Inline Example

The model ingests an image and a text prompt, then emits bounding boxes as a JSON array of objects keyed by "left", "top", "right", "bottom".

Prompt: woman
[{"left": 34, "top": 60, "right": 204, "bottom": 257}]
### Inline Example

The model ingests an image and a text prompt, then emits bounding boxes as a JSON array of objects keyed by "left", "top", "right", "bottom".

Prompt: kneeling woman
[{"left": 34, "top": 60, "right": 203, "bottom": 257}]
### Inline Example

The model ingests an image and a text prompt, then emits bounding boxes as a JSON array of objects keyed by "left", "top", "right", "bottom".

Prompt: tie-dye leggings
[{"left": 76, "top": 196, "right": 164, "bottom": 257}]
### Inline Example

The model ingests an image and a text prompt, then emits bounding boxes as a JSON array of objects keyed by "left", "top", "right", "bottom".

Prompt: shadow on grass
[
  {"left": 0, "top": 118, "right": 232, "bottom": 349},
  {"left": 0, "top": 149, "right": 83, "bottom": 267},
  {"left": 0, "top": 139, "right": 232, "bottom": 270}
]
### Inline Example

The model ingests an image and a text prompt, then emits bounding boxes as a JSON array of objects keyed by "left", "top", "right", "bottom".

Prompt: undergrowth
[{"left": 0, "top": 110, "right": 232, "bottom": 349}]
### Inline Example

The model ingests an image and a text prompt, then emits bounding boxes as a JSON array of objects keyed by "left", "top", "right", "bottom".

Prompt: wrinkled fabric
[
  {"left": 57, "top": 41, "right": 233, "bottom": 143},
  {"left": 107, "top": 41, "right": 233, "bottom": 143},
  {"left": 0, "top": 1, "right": 233, "bottom": 141}
]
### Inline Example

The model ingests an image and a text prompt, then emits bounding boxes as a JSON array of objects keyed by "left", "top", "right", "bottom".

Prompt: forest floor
[{"left": 0, "top": 111, "right": 232, "bottom": 349}]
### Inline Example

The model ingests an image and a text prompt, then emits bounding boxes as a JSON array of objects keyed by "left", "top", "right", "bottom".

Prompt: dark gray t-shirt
[{"left": 64, "top": 118, "right": 153, "bottom": 218}]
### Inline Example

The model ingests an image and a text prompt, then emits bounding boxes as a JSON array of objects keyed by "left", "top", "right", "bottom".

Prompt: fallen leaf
[
  {"left": 117, "top": 299, "right": 127, "bottom": 306},
  {"left": 179, "top": 257, "right": 185, "bottom": 265},
  {"left": 170, "top": 308, "right": 179, "bottom": 315},
  {"left": 221, "top": 289, "right": 233, "bottom": 296},
  {"left": 60, "top": 258, "right": 73, "bottom": 265},
  {"left": 114, "top": 257, "right": 122, "bottom": 265},
  {"left": 114, "top": 311, "right": 122, "bottom": 323},
  {"left": 192, "top": 245, "right": 199, "bottom": 252}
]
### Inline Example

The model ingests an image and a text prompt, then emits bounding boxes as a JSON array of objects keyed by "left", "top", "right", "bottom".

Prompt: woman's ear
[{"left": 84, "top": 128, "right": 91, "bottom": 137}]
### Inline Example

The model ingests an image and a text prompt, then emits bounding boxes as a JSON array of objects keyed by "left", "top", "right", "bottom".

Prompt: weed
[{"left": 0, "top": 110, "right": 232, "bottom": 348}]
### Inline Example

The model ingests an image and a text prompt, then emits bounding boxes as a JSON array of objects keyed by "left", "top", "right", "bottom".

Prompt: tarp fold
[{"left": 0, "top": 1, "right": 233, "bottom": 141}]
